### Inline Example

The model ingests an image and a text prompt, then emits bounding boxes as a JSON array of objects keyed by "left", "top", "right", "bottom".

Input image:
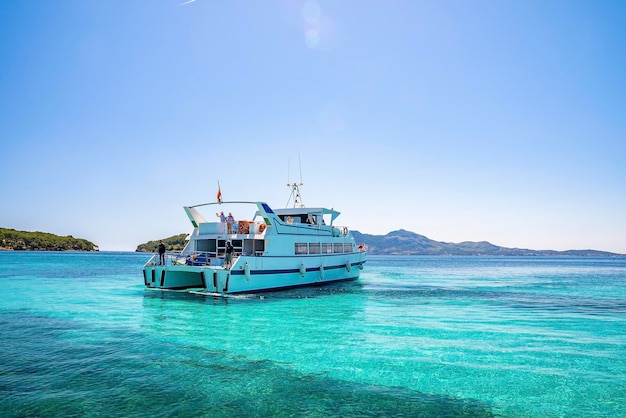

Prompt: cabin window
[
  {"left": 196, "top": 239, "right": 216, "bottom": 253},
  {"left": 344, "top": 243, "right": 354, "bottom": 253},
  {"left": 295, "top": 243, "right": 308, "bottom": 255},
  {"left": 254, "top": 239, "right": 265, "bottom": 254},
  {"left": 322, "top": 243, "right": 332, "bottom": 254},
  {"left": 309, "top": 243, "right": 321, "bottom": 254},
  {"left": 333, "top": 243, "right": 343, "bottom": 253}
]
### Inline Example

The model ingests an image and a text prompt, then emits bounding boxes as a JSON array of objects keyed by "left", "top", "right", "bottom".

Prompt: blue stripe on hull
[{"left": 229, "top": 261, "right": 365, "bottom": 276}]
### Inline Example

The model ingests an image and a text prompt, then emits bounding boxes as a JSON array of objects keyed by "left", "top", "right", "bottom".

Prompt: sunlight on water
[{"left": 1, "top": 252, "right": 625, "bottom": 417}]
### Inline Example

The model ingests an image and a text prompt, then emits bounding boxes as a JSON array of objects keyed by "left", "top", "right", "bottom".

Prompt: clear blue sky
[{"left": 1, "top": 0, "right": 625, "bottom": 253}]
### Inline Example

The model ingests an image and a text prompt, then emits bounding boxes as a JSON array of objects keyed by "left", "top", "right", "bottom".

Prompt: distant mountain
[{"left": 351, "top": 229, "right": 624, "bottom": 257}]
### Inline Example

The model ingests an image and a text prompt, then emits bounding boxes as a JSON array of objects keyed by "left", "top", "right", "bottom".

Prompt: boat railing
[
  {"left": 173, "top": 251, "right": 225, "bottom": 267},
  {"left": 143, "top": 251, "right": 225, "bottom": 267},
  {"left": 143, "top": 252, "right": 182, "bottom": 267}
]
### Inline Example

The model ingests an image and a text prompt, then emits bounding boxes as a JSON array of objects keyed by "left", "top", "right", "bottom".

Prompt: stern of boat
[{"left": 143, "top": 254, "right": 204, "bottom": 290}]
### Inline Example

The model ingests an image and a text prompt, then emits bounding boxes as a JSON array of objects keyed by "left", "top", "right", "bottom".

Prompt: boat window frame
[
  {"left": 308, "top": 243, "right": 321, "bottom": 254},
  {"left": 295, "top": 243, "right": 308, "bottom": 255}
]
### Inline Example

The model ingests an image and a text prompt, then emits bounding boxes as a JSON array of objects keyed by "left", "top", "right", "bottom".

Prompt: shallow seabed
[{"left": 1, "top": 252, "right": 625, "bottom": 417}]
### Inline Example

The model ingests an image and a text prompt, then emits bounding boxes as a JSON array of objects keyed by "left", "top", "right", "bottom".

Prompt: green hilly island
[
  {"left": 135, "top": 234, "right": 188, "bottom": 252},
  {"left": 0, "top": 228, "right": 98, "bottom": 251}
]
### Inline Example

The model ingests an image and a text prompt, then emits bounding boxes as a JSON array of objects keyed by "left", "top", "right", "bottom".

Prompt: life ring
[{"left": 342, "top": 227, "right": 348, "bottom": 235}]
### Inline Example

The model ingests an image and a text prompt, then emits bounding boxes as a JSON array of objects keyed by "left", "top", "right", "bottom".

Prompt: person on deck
[
  {"left": 226, "top": 213, "right": 235, "bottom": 234},
  {"left": 224, "top": 241, "right": 234, "bottom": 269},
  {"left": 158, "top": 240, "right": 166, "bottom": 265}
]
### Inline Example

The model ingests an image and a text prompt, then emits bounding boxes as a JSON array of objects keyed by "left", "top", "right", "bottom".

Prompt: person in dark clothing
[
  {"left": 158, "top": 240, "right": 166, "bottom": 265},
  {"left": 224, "top": 241, "right": 233, "bottom": 269}
]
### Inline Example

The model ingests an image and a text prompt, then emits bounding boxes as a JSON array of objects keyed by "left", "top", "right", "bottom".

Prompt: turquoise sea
[{"left": 1, "top": 252, "right": 625, "bottom": 417}]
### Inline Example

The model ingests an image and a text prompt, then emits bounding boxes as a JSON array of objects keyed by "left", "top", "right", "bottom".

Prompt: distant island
[
  {"left": 0, "top": 228, "right": 98, "bottom": 251},
  {"left": 136, "top": 234, "right": 187, "bottom": 252},
  {"left": 135, "top": 229, "right": 624, "bottom": 257},
  {"left": 351, "top": 229, "right": 625, "bottom": 257}
]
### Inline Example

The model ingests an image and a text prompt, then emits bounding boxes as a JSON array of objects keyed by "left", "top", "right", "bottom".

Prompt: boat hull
[{"left": 143, "top": 253, "right": 366, "bottom": 294}]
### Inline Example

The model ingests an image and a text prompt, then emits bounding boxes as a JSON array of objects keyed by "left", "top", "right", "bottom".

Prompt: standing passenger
[
  {"left": 158, "top": 240, "right": 166, "bottom": 265},
  {"left": 226, "top": 212, "right": 235, "bottom": 234},
  {"left": 224, "top": 241, "right": 234, "bottom": 269}
]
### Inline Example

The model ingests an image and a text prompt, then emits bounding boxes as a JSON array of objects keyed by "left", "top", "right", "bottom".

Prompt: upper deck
[{"left": 184, "top": 201, "right": 348, "bottom": 238}]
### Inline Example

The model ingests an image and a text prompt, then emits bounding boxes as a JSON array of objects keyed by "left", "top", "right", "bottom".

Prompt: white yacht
[{"left": 143, "top": 185, "right": 367, "bottom": 295}]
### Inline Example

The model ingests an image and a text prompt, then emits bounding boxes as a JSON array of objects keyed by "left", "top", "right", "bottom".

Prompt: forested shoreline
[
  {"left": 135, "top": 234, "right": 187, "bottom": 252},
  {"left": 0, "top": 228, "right": 98, "bottom": 251}
]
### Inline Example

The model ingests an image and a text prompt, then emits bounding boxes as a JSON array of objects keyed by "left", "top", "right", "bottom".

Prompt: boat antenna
[{"left": 286, "top": 155, "right": 305, "bottom": 208}]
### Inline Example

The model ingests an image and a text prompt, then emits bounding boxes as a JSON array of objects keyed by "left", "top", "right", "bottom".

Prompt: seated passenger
[{"left": 185, "top": 254, "right": 197, "bottom": 265}]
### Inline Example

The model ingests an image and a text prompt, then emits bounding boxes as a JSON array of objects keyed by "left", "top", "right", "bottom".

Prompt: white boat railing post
[{"left": 143, "top": 254, "right": 158, "bottom": 267}]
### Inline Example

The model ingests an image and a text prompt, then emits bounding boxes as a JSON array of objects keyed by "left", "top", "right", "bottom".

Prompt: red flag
[{"left": 216, "top": 184, "right": 222, "bottom": 202}]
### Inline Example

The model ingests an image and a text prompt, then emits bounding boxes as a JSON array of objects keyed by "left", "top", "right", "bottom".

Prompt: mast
[
  {"left": 286, "top": 182, "right": 305, "bottom": 208},
  {"left": 286, "top": 155, "right": 305, "bottom": 208}
]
